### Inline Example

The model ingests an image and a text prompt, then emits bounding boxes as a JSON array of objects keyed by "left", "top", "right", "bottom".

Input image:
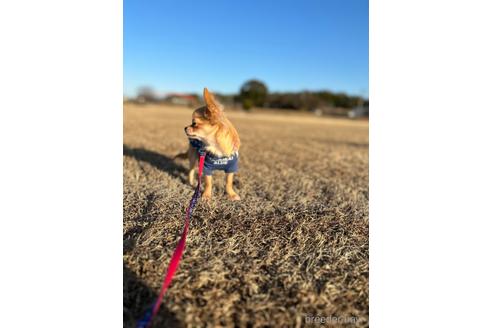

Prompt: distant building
[
  {"left": 348, "top": 104, "right": 369, "bottom": 118},
  {"left": 164, "top": 93, "right": 199, "bottom": 107}
]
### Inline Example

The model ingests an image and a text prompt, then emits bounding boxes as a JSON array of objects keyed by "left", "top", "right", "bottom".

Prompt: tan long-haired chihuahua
[{"left": 177, "top": 88, "right": 241, "bottom": 201}]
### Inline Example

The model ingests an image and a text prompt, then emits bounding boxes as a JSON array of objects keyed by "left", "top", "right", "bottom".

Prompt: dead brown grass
[{"left": 123, "top": 104, "right": 368, "bottom": 327}]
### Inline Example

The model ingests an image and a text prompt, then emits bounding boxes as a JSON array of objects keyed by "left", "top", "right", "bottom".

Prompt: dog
[{"left": 175, "top": 88, "right": 241, "bottom": 201}]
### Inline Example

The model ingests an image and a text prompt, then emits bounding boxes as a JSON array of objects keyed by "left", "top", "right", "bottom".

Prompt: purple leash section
[{"left": 137, "top": 149, "right": 206, "bottom": 328}]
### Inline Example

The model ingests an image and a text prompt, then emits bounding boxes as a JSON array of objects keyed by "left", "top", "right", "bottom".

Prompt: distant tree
[
  {"left": 239, "top": 80, "right": 268, "bottom": 108},
  {"left": 300, "top": 91, "right": 320, "bottom": 111},
  {"left": 329, "top": 93, "right": 358, "bottom": 108},
  {"left": 317, "top": 91, "right": 336, "bottom": 107},
  {"left": 136, "top": 86, "right": 157, "bottom": 103},
  {"left": 266, "top": 92, "right": 300, "bottom": 110},
  {"left": 242, "top": 99, "right": 253, "bottom": 110}
]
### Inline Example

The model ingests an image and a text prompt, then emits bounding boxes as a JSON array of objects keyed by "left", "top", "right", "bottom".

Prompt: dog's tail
[{"left": 173, "top": 151, "right": 188, "bottom": 160}]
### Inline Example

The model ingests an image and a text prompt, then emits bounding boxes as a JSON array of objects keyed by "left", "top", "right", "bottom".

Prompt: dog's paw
[
  {"left": 227, "top": 192, "right": 241, "bottom": 201},
  {"left": 202, "top": 190, "right": 212, "bottom": 201}
]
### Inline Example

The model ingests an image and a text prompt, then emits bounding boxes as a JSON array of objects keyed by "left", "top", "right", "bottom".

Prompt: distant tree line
[
  {"left": 130, "top": 80, "right": 368, "bottom": 115},
  {"left": 233, "top": 80, "right": 367, "bottom": 111}
]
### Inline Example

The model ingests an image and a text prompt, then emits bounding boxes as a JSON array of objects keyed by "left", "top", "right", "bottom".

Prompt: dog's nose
[{"left": 184, "top": 126, "right": 188, "bottom": 133}]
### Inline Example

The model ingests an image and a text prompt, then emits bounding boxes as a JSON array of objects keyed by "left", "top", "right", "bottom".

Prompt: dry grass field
[{"left": 123, "top": 104, "right": 368, "bottom": 327}]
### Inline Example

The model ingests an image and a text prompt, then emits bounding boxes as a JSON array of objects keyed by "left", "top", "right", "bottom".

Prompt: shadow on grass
[
  {"left": 124, "top": 264, "right": 182, "bottom": 328},
  {"left": 123, "top": 145, "right": 188, "bottom": 184}
]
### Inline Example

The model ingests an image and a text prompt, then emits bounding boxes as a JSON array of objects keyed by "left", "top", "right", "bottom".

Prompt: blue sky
[{"left": 124, "top": 0, "right": 368, "bottom": 97}]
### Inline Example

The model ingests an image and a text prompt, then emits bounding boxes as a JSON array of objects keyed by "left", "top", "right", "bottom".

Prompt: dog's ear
[{"left": 203, "top": 87, "right": 222, "bottom": 121}]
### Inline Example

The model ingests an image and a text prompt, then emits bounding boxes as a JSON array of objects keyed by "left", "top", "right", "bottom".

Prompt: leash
[{"left": 137, "top": 149, "right": 206, "bottom": 328}]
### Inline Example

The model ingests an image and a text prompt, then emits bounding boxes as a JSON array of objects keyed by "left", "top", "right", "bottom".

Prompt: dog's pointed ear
[{"left": 203, "top": 88, "right": 222, "bottom": 121}]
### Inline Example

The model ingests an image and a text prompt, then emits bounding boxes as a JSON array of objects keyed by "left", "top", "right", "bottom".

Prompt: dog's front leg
[
  {"left": 225, "top": 173, "right": 240, "bottom": 201},
  {"left": 187, "top": 146, "right": 198, "bottom": 185},
  {"left": 202, "top": 175, "right": 213, "bottom": 200}
]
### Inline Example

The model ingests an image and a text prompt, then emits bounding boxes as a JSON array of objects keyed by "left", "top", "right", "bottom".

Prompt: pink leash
[{"left": 137, "top": 153, "right": 206, "bottom": 328}]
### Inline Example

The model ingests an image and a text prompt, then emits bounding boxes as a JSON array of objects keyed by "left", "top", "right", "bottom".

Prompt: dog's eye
[{"left": 191, "top": 122, "right": 197, "bottom": 127}]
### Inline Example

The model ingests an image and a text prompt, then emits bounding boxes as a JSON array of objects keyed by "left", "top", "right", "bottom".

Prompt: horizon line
[{"left": 124, "top": 87, "right": 369, "bottom": 99}]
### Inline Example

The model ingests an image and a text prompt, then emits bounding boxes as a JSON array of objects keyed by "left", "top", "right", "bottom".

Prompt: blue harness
[{"left": 189, "top": 139, "right": 239, "bottom": 176}]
